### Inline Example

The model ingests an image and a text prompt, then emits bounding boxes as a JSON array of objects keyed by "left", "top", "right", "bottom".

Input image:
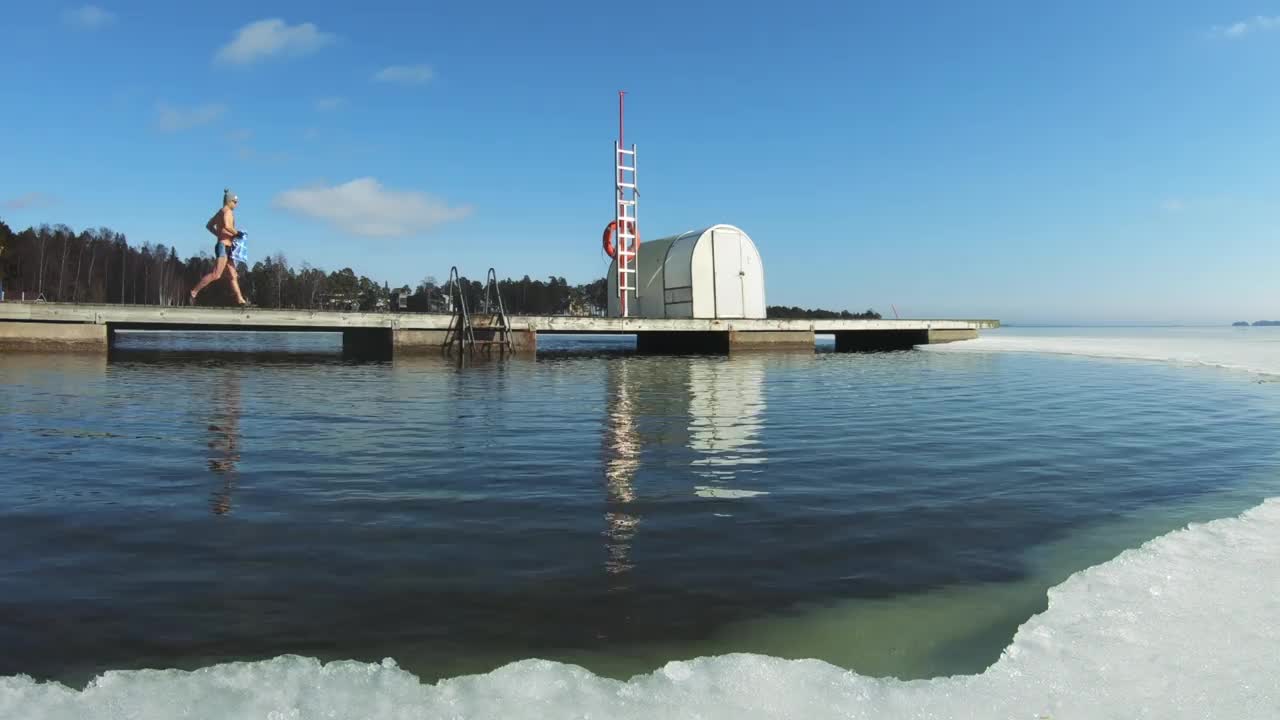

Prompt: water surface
[{"left": 2, "top": 327, "right": 1278, "bottom": 686}]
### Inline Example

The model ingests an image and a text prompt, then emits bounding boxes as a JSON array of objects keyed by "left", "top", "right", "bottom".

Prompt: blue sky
[{"left": 2, "top": 1, "right": 1278, "bottom": 323}]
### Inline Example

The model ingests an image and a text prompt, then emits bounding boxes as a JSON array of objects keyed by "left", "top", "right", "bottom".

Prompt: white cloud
[
  {"left": 373, "top": 64, "right": 435, "bottom": 85},
  {"left": 1161, "top": 198, "right": 1185, "bottom": 212},
  {"left": 274, "top": 178, "right": 471, "bottom": 237},
  {"left": 215, "top": 19, "right": 334, "bottom": 65},
  {"left": 155, "top": 102, "right": 226, "bottom": 132},
  {"left": 2, "top": 192, "right": 57, "bottom": 210},
  {"left": 62, "top": 5, "right": 115, "bottom": 29},
  {"left": 1212, "top": 16, "right": 1280, "bottom": 38},
  {"left": 315, "top": 96, "right": 346, "bottom": 111}
]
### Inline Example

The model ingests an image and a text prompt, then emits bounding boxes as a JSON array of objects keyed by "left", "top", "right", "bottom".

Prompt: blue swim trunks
[{"left": 215, "top": 242, "right": 233, "bottom": 260}]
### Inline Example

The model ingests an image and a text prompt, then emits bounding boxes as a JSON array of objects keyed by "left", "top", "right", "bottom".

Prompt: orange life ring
[{"left": 602, "top": 219, "right": 638, "bottom": 259}]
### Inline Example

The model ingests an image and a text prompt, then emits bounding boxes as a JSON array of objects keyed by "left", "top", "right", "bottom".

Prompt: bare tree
[
  {"left": 35, "top": 226, "right": 49, "bottom": 297},
  {"left": 56, "top": 226, "right": 73, "bottom": 301},
  {"left": 153, "top": 243, "right": 168, "bottom": 305},
  {"left": 71, "top": 232, "right": 86, "bottom": 302},
  {"left": 139, "top": 243, "right": 152, "bottom": 306},
  {"left": 301, "top": 262, "right": 325, "bottom": 309},
  {"left": 83, "top": 238, "right": 97, "bottom": 303},
  {"left": 272, "top": 252, "right": 288, "bottom": 308}
]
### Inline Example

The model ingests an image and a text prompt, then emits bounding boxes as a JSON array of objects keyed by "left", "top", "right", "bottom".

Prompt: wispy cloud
[
  {"left": 274, "top": 178, "right": 471, "bottom": 237},
  {"left": 1211, "top": 15, "right": 1280, "bottom": 38},
  {"left": 236, "top": 147, "right": 289, "bottom": 165},
  {"left": 373, "top": 64, "right": 435, "bottom": 85},
  {"left": 315, "top": 96, "right": 346, "bottom": 111},
  {"left": 223, "top": 128, "right": 288, "bottom": 165},
  {"left": 62, "top": 5, "right": 115, "bottom": 29},
  {"left": 215, "top": 19, "right": 335, "bottom": 65},
  {"left": 1161, "top": 198, "right": 1185, "bottom": 213},
  {"left": 156, "top": 102, "right": 226, "bottom": 132},
  {"left": 2, "top": 192, "right": 57, "bottom": 210}
]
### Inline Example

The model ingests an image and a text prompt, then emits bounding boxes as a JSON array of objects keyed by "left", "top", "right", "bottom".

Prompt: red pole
[
  {"left": 618, "top": 91, "right": 627, "bottom": 317},
  {"left": 617, "top": 91, "right": 626, "bottom": 191}
]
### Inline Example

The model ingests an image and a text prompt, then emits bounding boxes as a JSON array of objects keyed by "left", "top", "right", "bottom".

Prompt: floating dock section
[{"left": 0, "top": 303, "right": 998, "bottom": 359}]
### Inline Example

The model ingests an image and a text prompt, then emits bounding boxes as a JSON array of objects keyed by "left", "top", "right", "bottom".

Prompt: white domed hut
[{"left": 607, "top": 224, "right": 766, "bottom": 319}]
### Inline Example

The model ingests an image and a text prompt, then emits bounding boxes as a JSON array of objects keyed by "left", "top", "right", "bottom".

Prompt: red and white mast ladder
[{"left": 615, "top": 91, "right": 639, "bottom": 317}]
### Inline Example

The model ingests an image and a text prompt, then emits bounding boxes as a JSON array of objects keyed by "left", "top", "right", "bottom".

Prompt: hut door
[{"left": 712, "top": 228, "right": 745, "bottom": 318}]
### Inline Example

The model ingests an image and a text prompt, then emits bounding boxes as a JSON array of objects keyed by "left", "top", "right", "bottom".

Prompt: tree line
[
  {"left": 0, "top": 220, "right": 611, "bottom": 314},
  {"left": 0, "top": 219, "right": 877, "bottom": 319},
  {"left": 766, "top": 305, "right": 881, "bottom": 320}
]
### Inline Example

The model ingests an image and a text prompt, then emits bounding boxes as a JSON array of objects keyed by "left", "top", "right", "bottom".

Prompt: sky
[{"left": 2, "top": 1, "right": 1279, "bottom": 324}]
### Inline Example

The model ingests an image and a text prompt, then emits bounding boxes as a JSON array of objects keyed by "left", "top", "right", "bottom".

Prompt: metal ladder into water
[{"left": 444, "top": 267, "right": 512, "bottom": 358}]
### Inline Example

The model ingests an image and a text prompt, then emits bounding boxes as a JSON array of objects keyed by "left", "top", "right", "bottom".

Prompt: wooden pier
[{"left": 0, "top": 303, "right": 999, "bottom": 359}]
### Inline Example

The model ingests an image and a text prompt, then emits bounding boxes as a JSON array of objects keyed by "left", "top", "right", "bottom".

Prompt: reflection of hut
[
  {"left": 687, "top": 360, "right": 766, "bottom": 480},
  {"left": 605, "top": 356, "right": 769, "bottom": 483},
  {"left": 607, "top": 224, "right": 766, "bottom": 319},
  {"left": 599, "top": 356, "right": 771, "bottom": 578}
]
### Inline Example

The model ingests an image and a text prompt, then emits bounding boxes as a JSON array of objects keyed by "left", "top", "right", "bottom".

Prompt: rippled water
[{"left": 2, "top": 328, "right": 1278, "bottom": 687}]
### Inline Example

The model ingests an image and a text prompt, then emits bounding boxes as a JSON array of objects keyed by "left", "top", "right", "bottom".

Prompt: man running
[{"left": 191, "top": 188, "right": 248, "bottom": 305}]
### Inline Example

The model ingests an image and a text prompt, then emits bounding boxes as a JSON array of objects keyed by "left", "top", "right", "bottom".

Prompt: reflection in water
[
  {"left": 206, "top": 370, "right": 243, "bottom": 515},
  {"left": 602, "top": 360, "right": 640, "bottom": 578},
  {"left": 687, "top": 358, "right": 767, "bottom": 484},
  {"left": 600, "top": 356, "right": 770, "bottom": 578}
]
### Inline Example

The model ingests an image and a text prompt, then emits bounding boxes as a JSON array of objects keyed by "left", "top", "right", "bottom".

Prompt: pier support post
[
  {"left": 0, "top": 321, "right": 108, "bottom": 352},
  {"left": 342, "top": 328, "right": 393, "bottom": 360},
  {"left": 927, "top": 328, "right": 978, "bottom": 344},
  {"left": 636, "top": 330, "right": 816, "bottom": 354},
  {"left": 833, "top": 329, "right": 929, "bottom": 352},
  {"left": 728, "top": 330, "right": 815, "bottom": 353},
  {"left": 392, "top": 328, "right": 536, "bottom": 355},
  {"left": 635, "top": 331, "right": 730, "bottom": 355},
  {"left": 508, "top": 329, "right": 537, "bottom": 354},
  {"left": 393, "top": 329, "right": 449, "bottom": 355}
]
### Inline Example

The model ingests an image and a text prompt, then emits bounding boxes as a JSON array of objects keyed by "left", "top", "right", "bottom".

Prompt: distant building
[{"left": 319, "top": 293, "right": 360, "bottom": 312}]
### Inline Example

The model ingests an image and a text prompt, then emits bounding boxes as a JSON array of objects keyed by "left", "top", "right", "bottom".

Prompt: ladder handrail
[
  {"left": 444, "top": 266, "right": 475, "bottom": 356},
  {"left": 484, "top": 267, "right": 513, "bottom": 355}
]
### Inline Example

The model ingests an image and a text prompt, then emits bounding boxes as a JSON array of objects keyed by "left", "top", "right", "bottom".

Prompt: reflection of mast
[
  {"left": 603, "top": 359, "right": 640, "bottom": 576},
  {"left": 207, "top": 370, "right": 242, "bottom": 515},
  {"left": 687, "top": 358, "right": 767, "bottom": 481}
]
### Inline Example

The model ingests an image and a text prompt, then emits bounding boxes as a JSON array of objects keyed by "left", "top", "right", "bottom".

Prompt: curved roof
[{"left": 607, "top": 224, "right": 752, "bottom": 275}]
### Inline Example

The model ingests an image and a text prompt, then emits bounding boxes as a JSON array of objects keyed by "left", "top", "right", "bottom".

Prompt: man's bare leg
[
  {"left": 191, "top": 257, "right": 228, "bottom": 301},
  {"left": 226, "top": 263, "right": 248, "bottom": 305}
]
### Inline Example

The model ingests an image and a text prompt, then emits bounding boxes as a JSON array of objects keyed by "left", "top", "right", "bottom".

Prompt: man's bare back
[{"left": 207, "top": 205, "right": 237, "bottom": 245}]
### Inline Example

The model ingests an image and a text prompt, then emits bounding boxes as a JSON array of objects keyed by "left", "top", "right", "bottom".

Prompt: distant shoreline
[{"left": 1233, "top": 321, "right": 1280, "bottom": 327}]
